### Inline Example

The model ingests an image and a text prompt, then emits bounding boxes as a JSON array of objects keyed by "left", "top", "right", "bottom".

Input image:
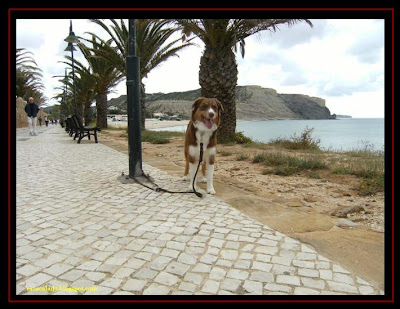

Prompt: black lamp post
[
  {"left": 64, "top": 20, "right": 80, "bottom": 115},
  {"left": 126, "top": 19, "right": 144, "bottom": 178},
  {"left": 119, "top": 19, "right": 145, "bottom": 182}
]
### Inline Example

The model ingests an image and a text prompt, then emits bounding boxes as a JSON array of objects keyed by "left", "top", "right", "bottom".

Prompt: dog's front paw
[
  {"left": 207, "top": 188, "right": 216, "bottom": 195},
  {"left": 182, "top": 175, "right": 190, "bottom": 181}
]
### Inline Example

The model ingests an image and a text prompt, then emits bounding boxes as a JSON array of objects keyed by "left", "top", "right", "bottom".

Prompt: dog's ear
[
  {"left": 215, "top": 98, "right": 224, "bottom": 113},
  {"left": 214, "top": 98, "right": 224, "bottom": 125},
  {"left": 192, "top": 97, "right": 204, "bottom": 118}
]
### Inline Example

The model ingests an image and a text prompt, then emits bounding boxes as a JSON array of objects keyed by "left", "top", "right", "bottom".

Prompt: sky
[{"left": 16, "top": 18, "right": 385, "bottom": 118}]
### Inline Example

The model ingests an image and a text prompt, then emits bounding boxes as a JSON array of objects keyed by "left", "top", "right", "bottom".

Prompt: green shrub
[
  {"left": 236, "top": 154, "right": 249, "bottom": 161},
  {"left": 219, "top": 131, "right": 253, "bottom": 145},
  {"left": 270, "top": 126, "right": 321, "bottom": 151},
  {"left": 141, "top": 130, "right": 184, "bottom": 144}
]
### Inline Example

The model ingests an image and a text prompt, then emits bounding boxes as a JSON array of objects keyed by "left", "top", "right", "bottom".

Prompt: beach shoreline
[{"left": 107, "top": 119, "right": 189, "bottom": 130}]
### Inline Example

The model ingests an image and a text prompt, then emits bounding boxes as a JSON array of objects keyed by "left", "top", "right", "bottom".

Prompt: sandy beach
[{"left": 107, "top": 119, "right": 189, "bottom": 130}]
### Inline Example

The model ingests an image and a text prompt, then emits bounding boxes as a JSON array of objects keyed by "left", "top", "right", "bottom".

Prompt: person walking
[
  {"left": 38, "top": 116, "right": 43, "bottom": 127},
  {"left": 44, "top": 115, "right": 49, "bottom": 127},
  {"left": 24, "top": 97, "right": 40, "bottom": 136}
]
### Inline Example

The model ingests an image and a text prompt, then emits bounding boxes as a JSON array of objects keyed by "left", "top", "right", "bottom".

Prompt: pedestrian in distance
[
  {"left": 38, "top": 116, "right": 43, "bottom": 127},
  {"left": 24, "top": 97, "right": 40, "bottom": 136},
  {"left": 44, "top": 115, "right": 49, "bottom": 127}
]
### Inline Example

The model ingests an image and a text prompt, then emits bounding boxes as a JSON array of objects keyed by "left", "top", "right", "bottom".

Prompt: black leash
[{"left": 125, "top": 143, "right": 204, "bottom": 198}]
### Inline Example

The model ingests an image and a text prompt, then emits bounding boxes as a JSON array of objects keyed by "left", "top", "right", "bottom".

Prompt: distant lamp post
[
  {"left": 62, "top": 68, "right": 70, "bottom": 117},
  {"left": 64, "top": 20, "right": 80, "bottom": 115}
]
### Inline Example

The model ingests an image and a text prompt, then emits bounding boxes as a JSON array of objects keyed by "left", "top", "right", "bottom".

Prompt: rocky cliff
[{"left": 108, "top": 85, "right": 333, "bottom": 120}]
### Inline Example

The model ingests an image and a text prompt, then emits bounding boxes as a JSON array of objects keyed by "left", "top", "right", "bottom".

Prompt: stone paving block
[
  {"left": 124, "top": 257, "right": 146, "bottom": 270},
  {"left": 249, "top": 271, "right": 274, "bottom": 283},
  {"left": 177, "top": 252, "right": 198, "bottom": 265},
  {"left": 179, "top": 282, "right": 197, "bottom": 293},
  {"left": 43, "top": 263, "right": 73, "bottom": 277},
  {"left": 84, "top": 271, "right": 107, "bottom": 282},
  {"left": 243, "top": 280, "right": 263, "bottom": 295},
  {"left": 209, "top": 267, "right": 227, "bottom": 280},
  {"left": 201, "top": 280, "right": 220, "bottom": 294},
  {"left": 327, "top": 281, "right": 358, "bottom": 294},
  {"left": 301, "top": 277, "right": 325, "bottom": 290},
  {"left": 160, "top": 248, "right": 180, "bottom": 259},
  {"left": 122, "top": 278, "right": 147, "bottom": 292},
  {"left": 183, "top": 272, "right": 203, "bottom": 286},
  {"left": 133, "top": 268, "right": 158, "bottom": 280},
  {"left": 227, "top": 269, "right": 249, "bottom": 280},
  {"left": 293, "top": 259, "right": 315, "bottom": 269},
  {"left": 154, "top": 272, "right": 180, "bottom": 286},
  {"left": 17, "top": 264, "right": 42, "bottom": 277},
  {"left": 333, "top": 265, "right": 351, "bottom": 274},
  {"left": 264, "top": 283, "right": 292, "bottom": 293},
  {"left": 294, "top": 287, "right": 320, "bottom": 295},
  {"left": 276, "top": 275, "right": 301, "bottom": 286},
  {"left": 320, "top": 269, "right": 333, "bottom": 280},
  {"left": 220, "top": 278, "right": 241, "bottom": 292},
  {"left": 77, "top": 260, "right": 102, "bottom": 271},
  {"left": 359, "top": 285, "right": 375, "bottom": 295},
  {"left": 59, "top": 269, "right": 87, "bottom": 282},
  {"left": 99, "top": 278, "right": 124, "bottom": 289},
  {"left": 192, "top": 263, "right": 211, "bottom": 274},
  {"left": 234, "top": 260, "right": 251, "bottom": 269},
  {"left": 143, "top": 283, "right": 171, "bottom": 295},
  {"left": 165, "top": 261, "right": 190, "bottom": 276},
  {"left": 333, "top": 273, "right": 355, "bottom": 285},
  {"left": 298, "top": 268, "right": 320, "bottom": 278},
  {"left": 252, "top": 261, "right": 273, "bottom": 272},
  {"left": 23, "top": 273, "right": 52, "bottom": 288},
  {"left": 148, "top": 256, "right": 173, "bottom": 271}
]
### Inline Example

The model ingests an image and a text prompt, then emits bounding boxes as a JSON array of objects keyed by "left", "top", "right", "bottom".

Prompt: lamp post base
[{"left": 118, "top": 172, "right": 154, "bottom": 184}]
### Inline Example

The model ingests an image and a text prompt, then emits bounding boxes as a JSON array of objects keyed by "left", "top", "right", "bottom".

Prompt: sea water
[{"left": 151, "top": 118, "right": 385, "bottom": 152}]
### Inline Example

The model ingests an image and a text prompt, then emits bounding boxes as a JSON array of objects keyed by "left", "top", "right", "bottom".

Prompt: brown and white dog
[{"left": 183, "top": 97, "right": 223, "bottom": 195}]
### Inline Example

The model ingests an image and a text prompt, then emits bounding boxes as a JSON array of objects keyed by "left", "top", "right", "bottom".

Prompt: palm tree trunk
[
  {"left": 84, "top": 103, "right": 93, "bottom": 126},
  {"left": 76, "top": 103, "right": 84, "bottom": 125},
  {"left": 96, "top": 93, "right": 108, "bottom": 129},
  {"left": 140, "top": 81, "right": 146, "bottom": 130},
  {"left": 199, "top": 46, "right": 238, "bottom": 142}
]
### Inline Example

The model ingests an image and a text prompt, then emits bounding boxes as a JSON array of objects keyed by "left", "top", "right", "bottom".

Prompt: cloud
[
  {"left": 347, "top": 30, "right": 384, "bottom": 64},
  {"left": 259, "top": 19, "right": 329, "bottom": 48},
  {"left": 317, "top": 68, "right": 383, "bottom": 97},
  {"left": 281, "top": 73, "right": 308, "bottom": 86}
]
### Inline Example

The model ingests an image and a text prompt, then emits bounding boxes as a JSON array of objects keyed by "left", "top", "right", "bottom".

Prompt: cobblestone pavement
[{"left": 15, "top": 126, "right": 383, "bottom": 296}]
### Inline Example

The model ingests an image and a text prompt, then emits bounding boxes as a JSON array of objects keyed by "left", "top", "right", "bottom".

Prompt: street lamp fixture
[
  {"left": 64, "top": 42, "right": 76, "bottom": 52},
  {"left": 64, "top": 20, "right": 80, "bottom": 116}
]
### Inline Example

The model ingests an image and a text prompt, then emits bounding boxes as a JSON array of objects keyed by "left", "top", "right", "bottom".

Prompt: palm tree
[
  {"left": 86, "top": 19, "right": 194, "bottom": 129},
  {"left": 16, "top": 48, "right": 47, "bottom": 104},
  {"left": 52, "top": 75, "right": 73, "bottom": 118},
  {"left": 64, "top": 36, "right": 124, "bottom": 128},
  {"left": 177, "top": 19, "right": 313, "bottom": 141},
  {"left": 55, "top": 65, "right": 97, "bottom": 124}
]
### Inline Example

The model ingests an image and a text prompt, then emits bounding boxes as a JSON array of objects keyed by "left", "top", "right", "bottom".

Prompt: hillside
[{"left": 107, "top": 85, "right": 333, "bottom": 120}]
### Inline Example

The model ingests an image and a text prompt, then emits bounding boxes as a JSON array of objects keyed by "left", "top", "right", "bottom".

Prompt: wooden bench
[
  {"left": 71, "top": 115, "right": 100, "bottom": 144},
  {"left": 65, "top": 117, "right": 76, "bottom": 137}
]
